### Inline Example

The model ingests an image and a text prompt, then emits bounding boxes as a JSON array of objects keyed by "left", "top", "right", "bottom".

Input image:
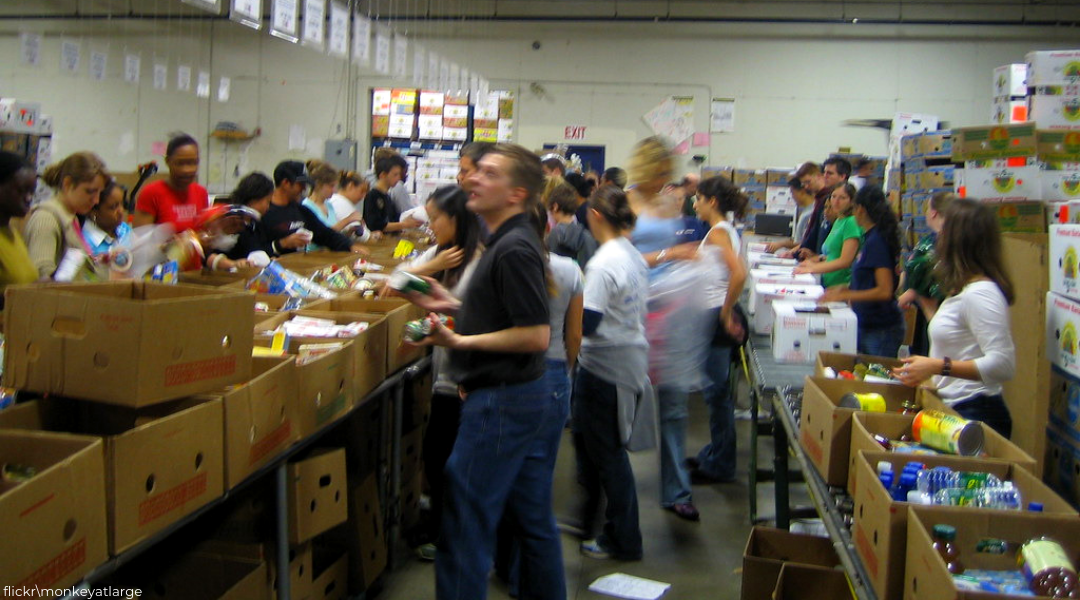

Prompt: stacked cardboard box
[
  {"left": 951, "top": 124, "right": 1047, "bottom": 233},
  {"left": 1027, "top": 50, "right": 1080, "bottom": 131},
  {"left": 899, "top": 130, "right": 954, "bottom": 247},
  {"left": 991, "top": 63, "right": 1029, "bottom": 125},
  {"left": 1046, "top": 224, "right": 1080, "bottom": 508}
]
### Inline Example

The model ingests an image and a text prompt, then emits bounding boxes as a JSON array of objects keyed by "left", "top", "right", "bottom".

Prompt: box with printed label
[
  {"left": 1028, "top": 93, "right": 1080, "bottom": 130},
  {"left": 1043, "top": 169, "right": 1080, "bottom": 201},
  {"left": 0, "top": 431, "right": 108, "bottom": 590},
  {"left": 1038, "top": 129, "right": 1080, "bottom": 163},
  {"left": 740, "top": 527, "right": 840, "bottom": 600},
  {"left": 1050, "top": 226, "right": 1080, "bottom": 299},
  {"left": 993, "top": 63, "right": 1028, "bottom": 98},
  {"left": 752, "top": 284, "right": 824, "bottom": 335},
  {"left": 747, "top": 270, "right": 817, "bottom": 314},
  {"left": 956, "top": 164, "right": 1040, "bottom": 201},
  {"left": 904, "top": 506, "right": 1080, "bottom": 600},
  {"left": 798, "top": 377, "right": 945, "bottom": 487},
  {"left": 771, "top": 302, "right": 857, "bottom": 364},
  {"left": 1049, "top": 366, "right": 1080, "bottom": 433},
  {"left": 951, "top": 124, "right": 1037, "bottom": 161},
  {"left": 853, "top": 451, "right": 1074, "bottom": 600},
  {"left": 0, "top": 396, "right": 225, "bottom": 555},
  {"left": 1026, "top": 49, "right": 1080, "bottom": 86},
  {"left": 701, "top": 166, "right": 734, "bottom": 181},
  {"left": 1045, "top": 423, "right": 1080, "bottom": 508},
  {"left": 1047, "top": 291, "right": 1080, "bottom": 380},
  {"left": 3, "top": 282, "right": 254, "bottom": 408},
  {"left": 902, "top": 135, "right": 921, "bottom": 160},
  {"left": 992, "top": 201, "right": 1046, "bottom": 233},
  {"left": 746, "top": 251, "right": 798, "bottom": 271},
  {"left": 992, "top": 99, "right": 1028, "bottom": 125},
  {"left": 288, "top": 447, "right": 348, "bottom": 544}
]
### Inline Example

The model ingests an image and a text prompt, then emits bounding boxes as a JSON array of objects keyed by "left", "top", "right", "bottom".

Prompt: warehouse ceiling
[{"left": 2, "top": 0, "right": 1078, "bottom": 27}]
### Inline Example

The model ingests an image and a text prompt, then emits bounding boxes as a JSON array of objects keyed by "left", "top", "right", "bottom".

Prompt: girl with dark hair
[
  {"left": 574, "top": 184, "right": 649, "bottom": 561},
  {"left": 207, "top": 172, "right": 276, "bottom": 268},
  {"left": 133, "top": 133, "right": 208, "bottom": 232},
  {"left": 395, "top": 185, "right": 484, "bottom": 561},
  {"left": 83, "top": 179, "right": 132, "bottom": 257},
  {"left": 820, "top": 185, "right": 905, "bottom": 357},
  {"left": 680, "top": 177, "right": 749, "bottom": 501},
  {"left": 893, "top": 198, "right": 1016, "bottom": 437},
  {"left": 0, "top": 151, "right": 40, "bottom": 296}
]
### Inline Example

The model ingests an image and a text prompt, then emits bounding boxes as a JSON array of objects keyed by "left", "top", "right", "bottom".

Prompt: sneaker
[
  {"left": 665, "top": 503, "right": 701, "bottom": 522},
  {"left": 580, "top": 539, "right": 613, "bottom": 560},
  {"left": 416, "top": 543, "right": 437, "bottom": 562}
]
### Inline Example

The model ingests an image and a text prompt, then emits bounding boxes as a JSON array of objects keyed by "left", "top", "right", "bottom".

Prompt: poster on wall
[
  {"left": 197, "top": 70, "right": 211, "bottom": 98},
  {"left": 124, "top": 53, "right": 141, "bottom": 84},
  {"left": 153, "top": 62, "right": 168, "bottom": 90},
  {"left": 177, "top": 65, "right": 192, "bottom": 91},
  {"left": 393, "top": 35, "right": 408, "bottom": 80},
  {"left": 353, "top": 15, "right": 371, "bottom": 65},
  {"left": 643, "top": 95, "right": 694, "bottom": 147},
  {"left": 710, "top": 97, "right": 735, "bottom": 133},
  {"left": 20, "top": 32, "right": 41, "bottom": 66},
  {"left": 182, "top": 0, "right": 221, "bottom": 13},
  {"left": 301, "top": 0, "right": 326, "bottom": 50},
  {"left": 327, "top": 2, "right": 349, "bottom": 57},
  {"left": 90, "top": 50, "right": 108, "bottom": 81},
  {"left": 218, "top": 77, "right": 231, "bottom": 102},
  {"left": 374, "top": 31, "right": 391, "bottom": 74},
  {"left": 60, "top": 39, "right": 81, "bottom": 75},
  {"left": 230, "top": 0, "right": 262, "bottom": 29},
  {"left": 270, "top": 0, "right": 299, "bottom": 42}
]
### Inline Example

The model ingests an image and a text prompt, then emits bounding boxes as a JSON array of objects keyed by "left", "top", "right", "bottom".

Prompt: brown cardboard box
[
  {"left": 765, "top": 169, "right": 793, "bottom": 187},
  {"left": 288, "top": 448, "right": 348, "bottom": 544},
  {"left": 994, "top": 202, "right": 1047, "bottom": 233},
  {"left": 0, "top": 431, "right": 109, "bottom": 589},
  {"left": 3, "top": 282, "right": 254, "bottom": 407},
  {"left": 400, "top": 471, "right": 423, "bottom": 530},
  {"left": 798, "top": 377, "right": 947, "bottom": 486},
  {"left": 406, "top": 369, "right": 433, "bottom": 431},
  {"left": 852, "top": 451, "right": 1075, "bottom": 600},
  {"left": 346, "top": 472, "right": 387, "bottom": 592},
  {"left": 312, "top": 542, "right": 349, "bottom": 600},
  {"left": 904, "top": 506, "right": 1080, "bottom": 600},
  {"left": 328, "top": 398, "right": 385, "bottom": 480},
  {"left": 198, "top": 356, "right": 302, "bottom": 490},
  {"left": 178, "top": 269, "right": 258, "bottom": 288},
  {"left": 951, "top": 123, "right": 1037, "bottom": 161},
  {"left": 316, "top": 297, "right": 427, "bottom": 373},
  {"left": 0, "top": 396, "right": 225, "bottom": 555},
  {"left": 740, "top": 526, "right": 840, "bottom": 600},
  {"left": 849, "top": 411, "right": 1037, "bottom": 498},
  {"left": 814, "top": 352, "right": 904, "bottom": 379},
  {"left": 269, "top": 541, "right": 313, "bottom": 600},
  {"left": 255, "top": 310, "right": 387, "bottom": 402},
  {"left": 103, "top": 551, "right": 269, "bottom": 600},
  {"left": 401, "top": 426, "right": 424, "bottom": 482},
  {"left": 1037, "top": 129, "right": 1080, "bottom": 163},
  {"left": 772, "top": 563, "right": 853, "bottom": 600}
]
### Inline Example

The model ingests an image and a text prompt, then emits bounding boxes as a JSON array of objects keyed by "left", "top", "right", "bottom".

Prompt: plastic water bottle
[
  {"left": 933, "top": 483, "right": 1023, "bottom": 510},
  {"left": 916, "top": 467, "right": 1005, "bottom": 496},
  {"left": 898, "top": 345, "right": 911, "bottom": 359}
]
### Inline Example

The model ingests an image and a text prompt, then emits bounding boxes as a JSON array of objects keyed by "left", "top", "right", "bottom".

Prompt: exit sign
[{"left": 564, "top": 125, "right": 587, "bottom": 140}]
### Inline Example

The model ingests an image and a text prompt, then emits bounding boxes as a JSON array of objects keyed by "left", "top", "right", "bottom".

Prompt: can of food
[
  {"left": 389, "top": 271, "right": 432, "bottom": 295},
  {"left": 912, "top": 409, "right": 984, "bottom": 455},
  {"left": 838, "top": 392, "right": 887, "bottom": 412}
]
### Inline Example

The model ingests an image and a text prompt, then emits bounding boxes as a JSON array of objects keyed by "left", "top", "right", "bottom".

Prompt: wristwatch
[{"left": 941, "top": 357, "right": 952, "bottom": 377}]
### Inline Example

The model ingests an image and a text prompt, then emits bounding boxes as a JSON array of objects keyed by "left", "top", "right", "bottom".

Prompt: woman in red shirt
[{"left": 133, "top": 134, "right": 208, "bottom": 232}]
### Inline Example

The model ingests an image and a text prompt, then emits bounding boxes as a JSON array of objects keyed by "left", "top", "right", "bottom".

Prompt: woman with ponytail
[
  {"left": 819, "top": 185, "right": 905, "bottom": 357},
  {"left": 25, "top": 151, "right": 108, "bottom": 279}
]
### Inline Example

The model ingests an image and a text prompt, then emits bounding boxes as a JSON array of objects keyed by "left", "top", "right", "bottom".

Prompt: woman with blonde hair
[
  {"left": 25, "top": 151, "right": 109, "bottom": 279},
  {"left": 301, "top": 159, "right": 365, "bottom": 246}
]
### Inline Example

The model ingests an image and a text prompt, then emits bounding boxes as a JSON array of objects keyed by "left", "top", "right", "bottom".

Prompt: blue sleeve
[
  {"left": 583, "top": 309, "right": 603, "bottom": 336},
  {"left": 301, "top": 205, "right": 353, "bottom": 251}
]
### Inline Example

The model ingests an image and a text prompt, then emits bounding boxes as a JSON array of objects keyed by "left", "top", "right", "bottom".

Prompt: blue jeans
[
  {"left": 857, "top": 322, "right": 906, "bottom": 358},
  {"left": 658, "top": 385, "right": 692, "bottom": 506},
  {"left": 546, "top": 359, "right": 571, "bottom": 418},
  {"left": 696, "top": 344, "right": 736, "bottom": 481},
  {"left": 953, "top": 394, "right": 1013, "bottom": 439},
  {"left": 435, "top": 376, "right": 568, "bottom": 600},
  {"left": 572, "top": 366, "right": 643, "bottom": 559}
]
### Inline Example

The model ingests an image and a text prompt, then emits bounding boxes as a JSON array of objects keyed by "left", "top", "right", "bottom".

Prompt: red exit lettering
[{"left": 564, "top": 126, "right": 586, "bottom": 140}]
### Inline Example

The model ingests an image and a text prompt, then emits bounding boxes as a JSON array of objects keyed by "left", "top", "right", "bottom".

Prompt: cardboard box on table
[
  {"left": 3, "top": 281, "right": 254, "bottom": 408},
  {"left": 746, "top": 251, "right": 798, "bottom": 271},
  {"left": 904, "top": 505, "right": 1080, "bottom": 600},
  {"left": 740, "top": 526, "right": 840, "bottom": 600},
  {"left": 747, "top": 270, "right": 817, "bottom": 314},
  {"left": 0, "top": 396, "right": 224, "bottom": 555},
  {"left": 196, "top": 356, "right": 302, "bottom": 490},
  {"left": 849, "top": 411, "right": 1037, "bottom": 498},
  {"left": 814, "top": 351, "right": 904, "bottom": 379},
  {"left": 797, "top": 376, "right": 948, "bottom": 487},
  {"left": 309, "top": 296, "right": 427, "bottom": 374},
  {"left": 0, "top": 431, "right": 108, "bottom": 590},
  {"left": 852, "top": 451, "right": 1075, "bottom": 600},
  {"left": 255, "top": 309, "right": 385, "bottom": 402},
  {"left": 771, "top": 302, "right": 857, "bottom": 364},
  {"left": 177, "top": 269, "right": 259, "bottom": 289},
  {"left": 772, "top": 563, "right": 853, "bottom": 600},
  {"left": 751, "top": 284, "right": 824, "bottom": 335},
  {"left": 287, "top": 448, "right": 348, "bottom": 544}
]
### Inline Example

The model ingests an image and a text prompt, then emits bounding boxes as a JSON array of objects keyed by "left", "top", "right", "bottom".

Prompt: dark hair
[
  {"left": 339, "top": 170, "right": 364, "bottom": 188},
  {"left": 697, "top": 176, "right": 749, "bottom": 219},
  {"left": 548, "top": 183, "right": 579, "bottom": 216},
  {"left": 589, "top": 184, "right": 635, "bottom": 231},
  {"left": 541, "top": 157, "right": 565, "bottom": 174},
  {"left": 832, "top": 183, "right": 859, "bottom": 216},
  {"left": 854, "top": 185, "right": 901, "bottom": 270},
  {"left": 166, "top": 133, "right": 198, "bottom": 158},
  {"left": 856, "top": 158, "right": 872, "bottom": 171},
  {"left": 934, "top": 198, "right": 1014, "bottom": 305},
  {"left": 602, "top": 167, "right": 627, "bottom": 189},
  {"left": 426, "top": 185, "right": 482, "bottom": 289},
  {"left": 230, "top": 172, "right": 275, "bottom": 205},
  {"left": 824, "top": 156, "right": 852, "bottom": 178},
  {"left": 0, "top": 151, "right": 32, "bottom": 185},
  {"left": 391, "top": 154, "right": 409, "bottom": 171},
  {"left": 375, "top": 157, "right": 399, "bottom": 178},
  {"left": 94, "top": 178, "right": 127, "bottom": 212},
  {"left": 42, "top": 151, "right": 109, "bottom": 190},
  {"left": 564, "top": 172, "right": 595, "bottom": 200},
  {"left": 491, "top": 144, "right": 544, "bottom": 210},
  {"left": 461, "top": 142, "right": 494, "bottom": 164}
]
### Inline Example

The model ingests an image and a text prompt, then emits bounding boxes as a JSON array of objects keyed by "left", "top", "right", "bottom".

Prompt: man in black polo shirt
[{"left": 404, "top": 144, "right": 566, "bottom": 600}]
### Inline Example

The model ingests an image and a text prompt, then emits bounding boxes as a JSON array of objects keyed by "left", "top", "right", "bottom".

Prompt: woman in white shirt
[{"left": 892, "top": 198, "right": 1016, "bottom": 437}]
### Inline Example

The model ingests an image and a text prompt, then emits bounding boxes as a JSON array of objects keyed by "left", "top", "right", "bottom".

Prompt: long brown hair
[
  {"left": 933, "top": 198, "right": 1014, "bottom": 304},
  {"left": 41, "top": 151, "right": 108, "bottom": 190}
]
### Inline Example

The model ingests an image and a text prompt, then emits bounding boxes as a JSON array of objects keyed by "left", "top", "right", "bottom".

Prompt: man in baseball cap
[{"left": 262, "top": 159, "right": 368, "bottom": 255}]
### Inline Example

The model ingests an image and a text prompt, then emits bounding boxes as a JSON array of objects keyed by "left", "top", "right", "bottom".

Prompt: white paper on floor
[{"left": 588, "top": 573, "right": 671, "bottom": 600}]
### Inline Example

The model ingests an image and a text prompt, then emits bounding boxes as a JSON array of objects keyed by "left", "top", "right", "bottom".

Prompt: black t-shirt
[
  {"left": 450, "top": 212, "right": 550, "bottom": 392},
  {"left": 363, "top": 188, "right": 397, "bottom": 232},
  {"left": 262, "top": 202, "right": 352, "bottom": 253}
]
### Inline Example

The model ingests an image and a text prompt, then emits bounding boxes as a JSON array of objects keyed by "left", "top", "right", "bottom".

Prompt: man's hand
[
  {"left": 280, "top": 232, "right": 307, "bottom": 250},
  {"left": 397, "top": 276, "right": 462, "bottom": 314},
  {"left": 405, "top": 313, "right": 460, "bottom": 348}
]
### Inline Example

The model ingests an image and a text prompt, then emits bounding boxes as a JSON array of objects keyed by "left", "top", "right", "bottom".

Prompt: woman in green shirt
[
  {"left": 0, "top": 151, "right": 40, "bottom": 302},
  {"left": 794, "top": 183, "right": 862, "bottom": 287}
]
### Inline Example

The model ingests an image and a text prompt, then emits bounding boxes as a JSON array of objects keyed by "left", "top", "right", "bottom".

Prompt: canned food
[
  {"left": 389, "top": 271, "right": 432, "bottom": 295},
  {"left": 912, "top": 409, "right": 984, "bottom": 456},
  {"left": 838, "top": 392, "right": 887, "bottom": 412}
]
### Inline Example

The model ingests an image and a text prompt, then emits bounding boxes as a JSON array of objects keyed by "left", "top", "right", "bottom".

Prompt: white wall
[{"left": 1, "top": 17, "right": 1078, "bottom": 189}]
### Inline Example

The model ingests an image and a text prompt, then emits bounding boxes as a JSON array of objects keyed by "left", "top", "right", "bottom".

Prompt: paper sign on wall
[
  {"left": 177, "top": 65, "right": 192, "bottom": 91},
  {"left": 271, "top": 0, "right": 299, "bottom": 42},
  {"left": 301, "top": 0, "right": 326, "bottom": 50},
  {"left": 90, "top": 50, "right": 107, "bottom": 81},
  {"left": 289, "top": 124, "right": 306, "bottom": 151},
  {"left": 218, "top": 76, "right": 231, "bottom": 102},
  {"left": 710, "top": 98, "right": 735, "bottom": 133},
  {"left": 20, "top": 32, "right": 41, "bottom": 67},
  {"left": 60, "top": 39, "right": 81, "bottom": 74},
  {"left": 327, "top": 2, "right": 349, "bottom": 57},
  {"left": 153, "top": 63, "right": 168, "bottom": 90},
  {"left": 230, "top": 0, "right": 263, "bottom": 29},
  {"left": 353, "top": 15, "right": 371, "bottom": 65},
  {"left": 197, "top": 70, "right": 211, "bottom": 98},
  {"left": 374, "top": 31, "right": 391, "bottom": 74},
  {"left": 124, "top": 53, "right": 141, "bottom": 84},
  {"left": 393, "top": 35, "right": 408, "bottom": 80}
]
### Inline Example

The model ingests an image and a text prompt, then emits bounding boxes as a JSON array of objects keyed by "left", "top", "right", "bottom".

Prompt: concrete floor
[{"left": 374, "top": 378, "right": 805, "bottom": 599}]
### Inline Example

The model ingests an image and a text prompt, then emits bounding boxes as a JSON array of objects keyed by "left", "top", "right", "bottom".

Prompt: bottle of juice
[
  {"left": 1020, "top": 538, "right": 1080, "bottom": 598},
  {"left": 932, "top": 524, "right": 965, "bottom": 575}
]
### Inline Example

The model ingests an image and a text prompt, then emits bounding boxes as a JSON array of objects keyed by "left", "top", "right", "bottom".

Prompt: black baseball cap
[{"left": 273, "top": 160, "right": 314, "bottom": 187}]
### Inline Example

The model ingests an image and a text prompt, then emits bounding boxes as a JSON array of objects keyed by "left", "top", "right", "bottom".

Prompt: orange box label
[
  {"left": 138, "top": 472, "right": 209, "bottom": 525},
  {"left": 16, "top": 537, "right": 86, "bottom": 588},
  {"left": 164, "top": 355, "right": 237, "bottom": 387},
  {"left": 249, "top": 420, "right": 292, "bottom": 465}
]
